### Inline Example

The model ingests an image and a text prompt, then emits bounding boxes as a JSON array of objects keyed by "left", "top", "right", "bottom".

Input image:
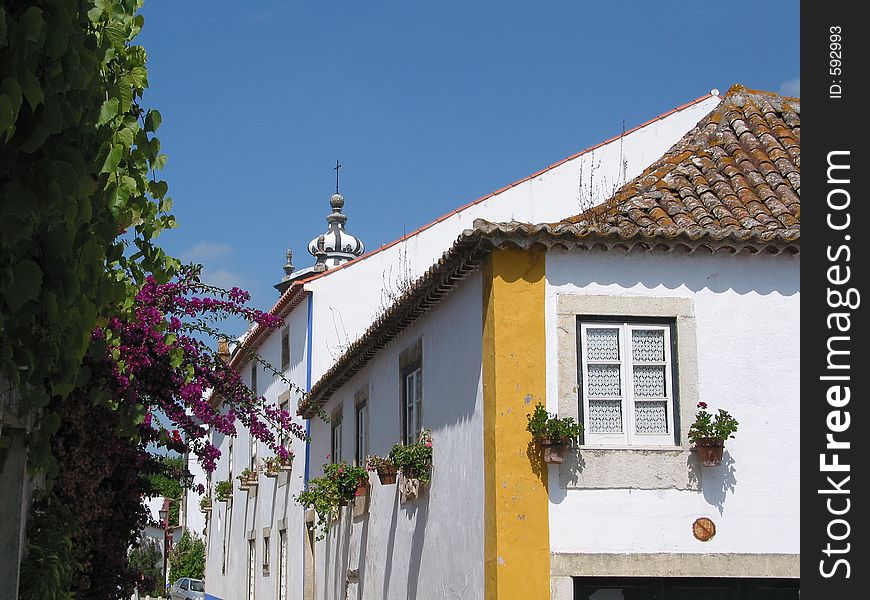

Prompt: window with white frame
[
  {"left": 247, "top": 539, "right": 256, "bottom": 600},
  {"left": 281, "top": 326, "right": 291, "bottom": 372},
  {"left": 331, "top": 411, "right": 343, "bottom": 463},
  {"left": 262, "top": 532, "right": 270, "bottom": 575},
  {"left": 578, "top": 319, "right": 677, "bottom": 447},
  {"left": 251, "top": 362, "right": 258, "bottom": 396},
  {"left": 250, "top": 437, "right": 258, "bottom": 472},
  {"left": 356, "top": 394, "right": 368, "bottom": 465},
  {"left": 277, "top": 529, "right": 288, "bottom": 600},
  {"left": 403, "top": 366, "right": 423, "bottom": 445},
  {"left": 279, "top": 398, "right": 290, "bottom": 450}
]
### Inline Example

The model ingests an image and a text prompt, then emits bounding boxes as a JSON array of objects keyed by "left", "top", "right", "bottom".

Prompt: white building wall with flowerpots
[
  {"left": 543, "top": 249, "right": 800, "bottom": 558},
  {"left": 203, "top": 296, "right": 311, "bottom": 600},
  {"left": 307, "top": 273, "right": 485, "bottom": 600},
  {"left": 201, "top": 92, "right": 727, "bottom": 599}
]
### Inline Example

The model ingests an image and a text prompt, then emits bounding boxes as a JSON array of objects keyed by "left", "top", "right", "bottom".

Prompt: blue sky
[{"left": 138, "top": 1, "right": 799, "bottom": 333}]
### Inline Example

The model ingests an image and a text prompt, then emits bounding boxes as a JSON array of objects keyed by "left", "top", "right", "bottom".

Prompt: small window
[
  {"left": 279, "top": 399, "right": 290, "bottom": 450},
  {"left": 281, "top": 327, "right": 291, "bottom": 372},
  {"left": 578, "top": 319, "right": 677, "bottom": 447},
  {"left": 228, "top": 440, "right": 234, "bottom": 480},
  {"left": 331, "top": 411, "right": 343, "bottom": 463},
  {"left": 247, "top": 539, "right": 256, "bottom": 600},
  {"left": 250, "top": 437, "right": 258, "bottom": 472},
  {"left": 263, "top": 534, "right": 270, "bottom": 573},
  {"left": 402, "top": 366, "right": 423, "bottom": 445},
  {"left": 251, "top": 362, "right": 258, "bottom": 396},
  {"left": 356, "top": 396, "right": 368, "bottom": 465},
  {"left": 278, "top": 530, "right": 288, "bottom": 600}
]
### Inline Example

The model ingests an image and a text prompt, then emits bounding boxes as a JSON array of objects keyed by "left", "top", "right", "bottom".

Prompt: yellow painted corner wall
[{"left": 482, "top": 246, "right": 550, "bottom": 600}]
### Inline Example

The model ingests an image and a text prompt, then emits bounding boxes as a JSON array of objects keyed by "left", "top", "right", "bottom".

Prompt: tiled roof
[{"left": 563, "top": 84, "right": 800, "bottom": 243}]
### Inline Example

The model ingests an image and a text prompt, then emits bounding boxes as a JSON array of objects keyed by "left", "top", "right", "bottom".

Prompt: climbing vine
[{"left": 0, "top": 0, "right": 176, "bottom": 475}]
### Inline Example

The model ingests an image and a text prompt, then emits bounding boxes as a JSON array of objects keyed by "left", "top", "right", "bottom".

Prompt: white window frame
[
  {"left": 579, "top": 321, "right": 676, "bottom": 447},
  {"left": 403, "top": 366, "right": 423, "bottom": 445},
  {"left": 247, "top": 538, "right": 256, "bottom": 600},
  {"left": 331, "top": 411, "right": 343, "bottom": 463},
  {"left": 277, "top": 529, "right": 288, "bottom": 600},
  {"left": 281, "top": 326, "right": 291, "bottom": 372},
  {"left": 251, "top": 362, "right": 258, "bottom": 396},
  {"left": 356, "top": 398, "right": 368, "bottom": 466}
]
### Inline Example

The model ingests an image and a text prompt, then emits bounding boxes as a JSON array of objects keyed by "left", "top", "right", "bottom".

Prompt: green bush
[
  {"left": 168, "top": 530, "right": 205, "bottom": 583},
  {"left": 129, "top": 536, "right": 163, "bottom": 597}
]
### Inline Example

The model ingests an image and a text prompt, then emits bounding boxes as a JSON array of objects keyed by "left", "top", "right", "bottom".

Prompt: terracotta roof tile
[{"left": 564, "top": 85, "right": 800, "bottom": 238}]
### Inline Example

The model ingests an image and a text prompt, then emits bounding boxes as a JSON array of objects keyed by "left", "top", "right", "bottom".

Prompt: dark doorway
[{"left": 574, "top": 577, "right": 799, "bottom": 600}]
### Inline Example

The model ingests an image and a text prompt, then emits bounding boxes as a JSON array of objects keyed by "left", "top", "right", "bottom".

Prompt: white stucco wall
[
  {"left": 305, "top": 96, "right": 720, "bottom": 384},
  {"left": 308, "top": 273, "right": 485, "bottom": 600},
  {"left": 204, "top": 296, "right": 311, "bottom": 600},
  {"left": 544, "top": 248, "right": 800, "bottom": 558}
]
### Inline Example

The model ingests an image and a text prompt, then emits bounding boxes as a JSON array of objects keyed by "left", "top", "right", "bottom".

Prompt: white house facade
[
  {"left": 293, "top": 86, "right": 800, "bottom": 600},
  {"left": 198, "top": 87, "right": 805, "bottom": 600}
]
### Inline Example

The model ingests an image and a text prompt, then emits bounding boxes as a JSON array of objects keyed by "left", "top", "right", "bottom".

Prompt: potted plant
[
  {"left": 296, "top": 474, "right": 341, "bottom": 541},
  {"left": 263, "top": 453, "right": 293, "bottom": 478},
  {"left": 215, "top": 480, "right": 232, "bottom": 502},
  {"left": 688, "top": 402, "right": 738, "bottom": 467},
  {"left": 526, "top": 403, "right": 583, "bottom": 464},
  {"left": 389, "top": 430, "right": 433, "bottom": 484},
  {"left": 366, "top": 454, "right": 398, "bottom": 485},
  {"left": 237, "top": 468, "right": 258, "bottom": 491},
  {"left": 295, "top": 461, "right": 369, "bottom": 540},
  {"left": 326, "top": 462, "right": 369, "bottom": 504},
  {"left": 200, "top": 496, "right": 212, "bottom": 513}
]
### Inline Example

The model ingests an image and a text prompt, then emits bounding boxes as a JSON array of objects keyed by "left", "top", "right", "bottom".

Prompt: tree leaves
[
  {"left": 5, "top": 260, "right": 43, "bottom": 311},
  {"left": 98, "top": 98, "right": 119, "bottom": 125}
]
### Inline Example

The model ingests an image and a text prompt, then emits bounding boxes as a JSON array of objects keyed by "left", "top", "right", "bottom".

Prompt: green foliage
[
  {"left": 0, "top": 0, "right": 177, "bottom": 483},
  {"left": 18, "top": 493, "right": 80, "bottom": 600},
  {"left": 199, "top": 495, "right": 211, "bottom": 510},
  {"left": 388, "top": 429, "right": 433, "bottom": 483},
  {"left": 128, "top": 537, "right": 163, "bottom": 597},
  {"left": 296, "top": 462, "right": 368, "bottom": 540},
  {"left": 168, "top": 530, "right": 205, "bottom": 583},
  {"left": 146, "top": 455, "right": 184, "bottom": 525},
  {"left": 688, "top": 402, "right": 738, "bottom": 443},
  {"left": 215, "top": 479, "right": 232, "bottom": 501},
  {"left": 525, "top": 403, "right": 583, "bottom": 445}
]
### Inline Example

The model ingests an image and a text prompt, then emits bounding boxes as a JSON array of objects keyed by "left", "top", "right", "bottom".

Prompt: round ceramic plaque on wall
[{"left": 692, "top": 517, "right": 716, "bottom": 542}]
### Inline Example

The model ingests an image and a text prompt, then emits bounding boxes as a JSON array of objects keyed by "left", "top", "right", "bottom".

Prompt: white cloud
[
  {"left": 778, "top": 78, "right": 800, "bottom": 97},
  {"left": 181, "top": 242, "right": 233, "bottom": 263},
  {"left": 203, "top": 269, "right": 248, "bottom": 290}
]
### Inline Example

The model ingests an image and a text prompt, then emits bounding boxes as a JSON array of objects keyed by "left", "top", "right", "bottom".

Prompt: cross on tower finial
[{"left": 334, "top": 160, "right": 342, "bottom": 194}]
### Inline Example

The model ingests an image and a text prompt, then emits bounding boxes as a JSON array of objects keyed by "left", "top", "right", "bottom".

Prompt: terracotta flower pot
[
  {"left": 539, "top": 437, "right": 569, "bottom": 464},
  {"left": 694, "top": 437, "right": 725, "bottom": 467},
  {"left": 377, "top": 466, "right": 397, "bottom": 485},
  {"left": 355, "top": 476, "right": 369, "bottom": 496}
]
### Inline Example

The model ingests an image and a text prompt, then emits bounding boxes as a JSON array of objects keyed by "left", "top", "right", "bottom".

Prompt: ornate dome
[{"left": 306, "top": 192, "right": 365, "bottom": 268}]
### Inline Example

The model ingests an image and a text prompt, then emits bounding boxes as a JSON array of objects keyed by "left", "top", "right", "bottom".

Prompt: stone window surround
[{"left": 555, "top": 294, "right": 701, "bottom": 490}]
